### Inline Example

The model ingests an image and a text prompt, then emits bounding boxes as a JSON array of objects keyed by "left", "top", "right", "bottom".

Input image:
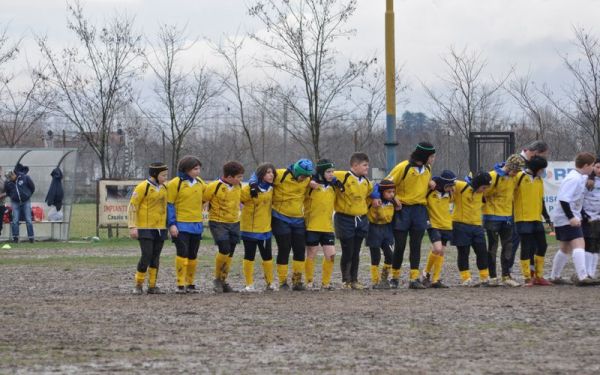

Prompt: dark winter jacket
[
  {"left": 45, "top": 167, "right": 64, "bottom": 211},
  {"left": 5, "top": 165, "right": 35, "bottom": 204}
]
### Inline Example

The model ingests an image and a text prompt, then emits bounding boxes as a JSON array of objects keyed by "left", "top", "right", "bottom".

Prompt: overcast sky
[{"left": 1, "top": 0, "right": 599, "bottom": 115}]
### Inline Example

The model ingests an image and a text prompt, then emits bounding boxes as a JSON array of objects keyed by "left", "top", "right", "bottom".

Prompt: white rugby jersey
[
  {"left": 583, "top": 177, "right": 600, "bottom": 221},
  {"left": 551, "top": 169, "right": 588, "bottom": 227}
]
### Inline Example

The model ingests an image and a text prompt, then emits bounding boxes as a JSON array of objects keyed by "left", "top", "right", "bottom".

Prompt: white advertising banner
[
  {"left": 543, "top": 161, "right": 575, "bottom": 217},
  {"left": 97, "top": 179, "right": 143, "bottom": 227}
]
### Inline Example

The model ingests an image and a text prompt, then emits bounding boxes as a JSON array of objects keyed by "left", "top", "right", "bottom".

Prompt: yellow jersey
[
  {"left": 272, "top": 168, "right": 310, "bottom": 218},
  {"left": 426, "top": 190, "right": 453, "bottom": 230},
  {"left": 166, "top": 176, "right": 205, "bottom": 222},
  {"left": 333, "top": 171, "right": 372, "bottom": 216},
  {"left": 304, "top": 183, "right": 336, "bottom": 232},
  {"left": 452, "top": 180, "right": 485, "bottom": 226},
  {"left": 386, "top": 160, "right": 431, "bottom": 205},
  {"left": 367, "top": 199, "right": 395, "bottom": 224},
  {"left": 128, "top": 180, "right": 167, "bottom": 229},
  {"left": 483, "top": 170, "right": 516, "bottom": 217},
  {"left": 240, "top": 184, "right": 273, "bottom": 233},
  {"left": 203, "top": 179, "right": 241, "bottom": 223},
  {"left": 514, "top": 171, "right": 544, "bottom": 223}
]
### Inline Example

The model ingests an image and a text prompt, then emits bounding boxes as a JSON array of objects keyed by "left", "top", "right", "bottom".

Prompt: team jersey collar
[
  {"left": 177, "top": 172, "right": 195, "bottom": 183},
  {"left": 146, "top": 178, "right": 160, "bottom": 188},
  {"left": 349, "top": 170, "right": 366, "bottom": 182}
]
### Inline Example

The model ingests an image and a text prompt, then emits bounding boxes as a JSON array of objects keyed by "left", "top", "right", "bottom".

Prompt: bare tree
[
  {"left": 0, "top": 66, "right": 54, "bottom": 147},
  {"left": 423, "top": 46, "right": 509, "bottom": 141},
  {"left": 544, "top": 27, "right": 600, "bottom": 152},
  {"left": 349, "top": 65, "right": 407, "bottom": 152},
  {"left": 248, "top": 0, "right": 374, "bottom": 159},
  {"left": 506, "top": 73, "right": 555, "bottom": 139},
  {"left": 0, "top": 24, "right": 20, "bottom": 71},
  {"left": 36, "top": 0, "right": 144, "bottom": 179},
  {"left": 214, "top": 36, "right": 261, "bottom": 167},
  {"left": 143, "top": 23, "right": 220, "bottom": 172}
]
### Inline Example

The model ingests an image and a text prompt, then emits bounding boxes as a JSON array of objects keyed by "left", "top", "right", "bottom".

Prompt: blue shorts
[
  {"left": 306, "top": 231, "right": 335, "bottom": 246},
  {"left": 515, "top": 221, "right": 544, "bottom": 235},
  {"left": 334, "top": 213, "right": 369, "bottom": 240},
  {"left": 555, "top": 225, "right": 584, "bottom": 242},
  {"left": 271, "top": 216, "right": 306, "bottom": 236},
  {"left": 427, "top": 228, "right": 453, "bottom": 245},
  {"left": 208, "top": 221, "right": 240, "bottom": 243},
  {"left": 393, "top": 204, "right": 428, "bottom": 231},
  {"left": 452, "top": 222, "right": 486, "bottom": 247},
  {"left": 366, "top": 223, "right": 394, "bottom": 248}
]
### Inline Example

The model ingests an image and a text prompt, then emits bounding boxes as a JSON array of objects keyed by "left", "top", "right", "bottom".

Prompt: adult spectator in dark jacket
[{"left": 4, "top": 163, "right": 36, "bottom": 243}]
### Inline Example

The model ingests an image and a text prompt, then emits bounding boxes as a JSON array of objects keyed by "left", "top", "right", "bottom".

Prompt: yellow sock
[
  {"left": 292, "top": 260, "right": 304, "bottom": 284},
  {"left": 148, "top": 267, "right": 158, "bottom": 288},
  {"left": 263, "top": 260, "right": 274, "bottom": 285},
  {"left": 175, "top": 256, "right": 187, "bottom": 287},
  {"left": 223, "top": 255, "right": 233, "bottom": 281},
  {"left": 392, "top": 268, "right": 401, "bottom": 279},
  {"left": 134, "top": 271, "right": 146, "bottom": 286},
  {"left": 277, "top": 264, "right": 288, "bottom": 285},
  {"left": 460, "top": 270, "right": 471, "bottom": 282},
  {"left": 322, "top": 257, "right": 334, "bottom": 286},
  {"left": 186, "top": 259, "right": 198, "bottom": 286},
  {"left": 381, "top": 263, "right": 391, "bottom": 281},
  {"left": 409, "top": 269, "right": 419, "bottom": 281},
  {"left": 243, "top": 259, "right": 254, "bottom": 286},
  {"left": 479, "top": 268, "right": 490, "bottom": 281},
  {"left": 305, "top": 258, "right": 315, "bottom": 284},
  {"left": 432, "top": 255, "right": 444, "bottom": 283},
  {"left": 534, "top": 255, "right": 545, "bottom": 278},
  {"left": 425, "top": 251, "right": 436, "bottom": 274},
  {"left": 215, "top": 252, "right": 229, "bottom": 280},
  {"left": 186, "top": 258, "right": 197, "bottom": 286},
  {"left": 520, "top": 259, "right": 531, "bottom": 279},
  {"left": 370, "top": 265, "right": 380, "bottom": 284}
]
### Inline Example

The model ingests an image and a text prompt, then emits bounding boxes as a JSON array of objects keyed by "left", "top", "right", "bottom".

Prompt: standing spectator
[{"left": 4, "top": 164, "right": 36, "bottom": 243}]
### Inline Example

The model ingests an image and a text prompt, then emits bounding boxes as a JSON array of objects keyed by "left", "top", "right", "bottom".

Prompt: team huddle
[{"left": 126, "top": 140, "right": 600, "bottom": 294}]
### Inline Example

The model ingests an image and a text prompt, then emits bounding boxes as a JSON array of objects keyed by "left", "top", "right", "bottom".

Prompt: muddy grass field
[{"left": 1, "top": 242, "right": 600, "bottom": 374}]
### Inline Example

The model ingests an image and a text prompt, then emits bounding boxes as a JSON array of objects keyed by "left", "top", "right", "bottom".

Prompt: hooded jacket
[{"left": 5, "top": 164, "right": 35, "bottom": 204}]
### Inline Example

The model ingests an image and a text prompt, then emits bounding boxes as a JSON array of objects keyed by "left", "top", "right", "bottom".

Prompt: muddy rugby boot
[
  {"left": 279, "top": 282, "right": 290, "bottom": 291},
  {"left": 408, "top": 279, "right": 427, "bottom": 289},
  {"left": 351, "top": 281, "right": 365, "bottom": 290},
  {"left": 430, "top": 280, "right": 449, "bottom": 289},
  {"left": 549, "top": 277, "right": 571, "bottom": 285},
  {"left": 132, "top": 285, "right": 144, "bottom": 295},
  {"left": 502, "top": 276, "right": 521, "bottom": 287},
  {"left": 571, "top": 274, "right": 595, "bottom": 287},
  {"left": 487, "top": 277, "right": 500, "bottom": 287},
  {"left": 222, "top": 281, "right": 235, "bottom": 293},
  {"left": 147, "top": 287, "right": 165, "bottom": 294},
  {"left": 175, "top": 286, "right": 187, "bottom": 294},
  {"left": 342, "top": 282, "right": 352, "bottom": 290},
  {"left": 186, "top": 285, "right": 200, "bottom": 294},
  {"left": 242, "top": 285, "right": 257, "bottom": 293},
  {"left": 389, "top": 278, "right": 400, "bottom": 289},
  {"left": 421, "top": 272, "right": 432, "bottom": 288},
  {"left": 460, "top": 278, "right": 473, "bottom": 287},
  {"left": 292, "top": 282, "right": 306, "bottom": 291},
  {"left": 532, "top": 277, "right": 553, "bottom": 286},
  {"left": 265, "top": 284, "right": 275, "bottom": 292},
  {"left": 321, "top": 283, "right": 335, "bottom": 291},
  {"left": 213, "top": 279, "right": 224, "bottom": 293}
]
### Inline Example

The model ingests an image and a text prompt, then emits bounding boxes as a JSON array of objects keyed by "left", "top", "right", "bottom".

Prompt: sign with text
[{"left": 97, "top": 179, "right": 142, "bottom": 227}]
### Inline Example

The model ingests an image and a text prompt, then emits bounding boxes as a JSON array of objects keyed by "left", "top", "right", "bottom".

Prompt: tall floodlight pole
[{"left": 385, "top": 0, "right": 398, "bottom": 172}]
